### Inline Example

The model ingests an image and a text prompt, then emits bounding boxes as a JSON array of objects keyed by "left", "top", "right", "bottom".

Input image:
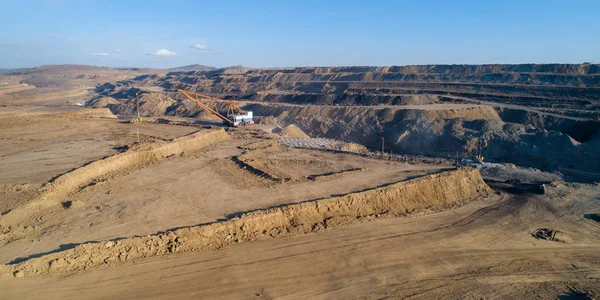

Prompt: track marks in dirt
[
  {"left": 232, "top": 139, "right": 366, "bottom": 183},
  {"left": 4, "top": 167, "right": 491, "bottom": 277}
]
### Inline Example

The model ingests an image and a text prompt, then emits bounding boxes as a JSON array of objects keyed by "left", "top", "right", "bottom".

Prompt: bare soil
[{"left": 1, "top": 65, "right": 600, "bottom": 299}]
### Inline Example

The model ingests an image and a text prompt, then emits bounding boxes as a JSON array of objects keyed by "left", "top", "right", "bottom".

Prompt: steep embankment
[
  {"left": 245, "top": 103, "right": 501, "bottom": 148},
  {"left": 2, "top": 167, "right": 491, "bottom": 278},
  {"left": 244, "top": 103, "right": 600, "bottom": 176}
]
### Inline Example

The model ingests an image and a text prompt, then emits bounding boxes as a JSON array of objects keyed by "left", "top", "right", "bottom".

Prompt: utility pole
[
  {"left": 381, "top": 137, "right": 384, "bottom": 156},
  {"left": 135, "top": 92, "right": 140, "bottom": 119}
]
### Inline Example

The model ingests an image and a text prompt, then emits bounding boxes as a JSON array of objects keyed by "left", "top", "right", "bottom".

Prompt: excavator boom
[{"left": 177, "top": 89, "right": 234, "bottom": 126}]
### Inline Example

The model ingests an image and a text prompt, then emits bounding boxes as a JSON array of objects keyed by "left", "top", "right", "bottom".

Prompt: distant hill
[
  {"left": 5, "top": 64, "right": 216, "bottom": 75},
  {"left": 0, "top": 68, "right": 16, "bottom": 75},
  {"left": 8, "top": 64, "right": 134, "bottom": 75},
  {"left": 168, "top": 64, "right": 216, "bottom": 72}
]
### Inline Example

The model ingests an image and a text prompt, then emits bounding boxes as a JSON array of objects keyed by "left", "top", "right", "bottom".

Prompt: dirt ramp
[{"left": 5, "top": 167, "right": 491, "bottom": 278}]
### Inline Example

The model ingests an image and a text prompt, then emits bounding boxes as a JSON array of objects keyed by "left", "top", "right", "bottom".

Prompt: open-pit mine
[{"left": 0, "top": 64, "right": 599, "bottom": 299}]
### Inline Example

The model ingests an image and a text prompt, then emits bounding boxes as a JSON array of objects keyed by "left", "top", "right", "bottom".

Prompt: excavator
[{"left": 177, "top": 89, "right": 254, "bottom": 127}]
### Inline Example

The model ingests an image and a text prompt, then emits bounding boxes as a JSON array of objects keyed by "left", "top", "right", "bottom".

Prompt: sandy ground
[
  {"left": 1, "top": 183, "right": 599, "bottom": 299},
  {"left": 0, "top": 135, "right": 447, "bottom": 265},
  {"left": 0, "top": 87, "right": 88, "bottom": 106},
  {"left": 1, "top": 105, "right": 599, "bottom": 299},
  {"left": 0, "top": 108, "right": 197, "bottom": 188}
]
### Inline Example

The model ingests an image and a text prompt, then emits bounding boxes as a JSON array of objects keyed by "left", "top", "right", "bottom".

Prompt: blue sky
[{"left": 1, "top": 0, "right": 599, "bottom": 68}]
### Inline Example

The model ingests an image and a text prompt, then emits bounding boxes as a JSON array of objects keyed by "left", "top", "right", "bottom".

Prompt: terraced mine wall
[
  {"left": 0, "top": 129, "right": 230, "bottom": 240},
  {"left": 98, "top": 64, "right": 600, "bottom": 107},
  {"left": 96, "top": 63, "right": 600, "bottom": 179},
  {"left": 245, "top": 102, "right": 500, "bottom": 149},
  {"left": 2, "top": 167, "right": 491, "bottom": 278}
]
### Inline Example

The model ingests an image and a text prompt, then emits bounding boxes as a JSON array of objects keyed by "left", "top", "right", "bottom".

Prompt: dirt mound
[
  {"left": 325, "top": 142, "right": 368, "bottom": 153},
  {"left": 3, "top": 167, "right": 491, "bottom": 278},
  {"left": 87, "top": 97, "right": 119, "bottom": 108},
  {"left": 280, "top": 124, "right": 310, "bottom": 138}
]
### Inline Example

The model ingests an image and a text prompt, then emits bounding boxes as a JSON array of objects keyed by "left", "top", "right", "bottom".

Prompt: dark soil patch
[
  {"left": 584, "top": 213, "right": 600, "bottom": 222},
  {"left": 532, "top": 228, "right": 562, "bottom": 242}
]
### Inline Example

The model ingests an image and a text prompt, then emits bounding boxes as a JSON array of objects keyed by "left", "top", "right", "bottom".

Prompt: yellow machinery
[
  {"left": 474, "top": 139, "right": 485, "bottom": 163},
  {"left": 474, "top": 154, "right": 485, "bottom": 163}
]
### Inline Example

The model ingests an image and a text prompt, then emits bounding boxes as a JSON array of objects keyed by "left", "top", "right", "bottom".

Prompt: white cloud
[
  {"left": 112, "top": 48, "right": 122, "bottom": 53},
  {"left": 86, "top": 52, "right": 124, "bottom": 60},
  {"left": 149, "top": 49, "right": 177, "bottom": 57},
  {"left": 190, "top": 44, "right": 206, "bottom": 50}
]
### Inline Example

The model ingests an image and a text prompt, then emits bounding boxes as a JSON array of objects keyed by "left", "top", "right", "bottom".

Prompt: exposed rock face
[
  {"left": 94, "top": 64, "right": 600, "bottom": 181},
  {"left": 99, "top": 63, "right": 600, "bottom": 106}
]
